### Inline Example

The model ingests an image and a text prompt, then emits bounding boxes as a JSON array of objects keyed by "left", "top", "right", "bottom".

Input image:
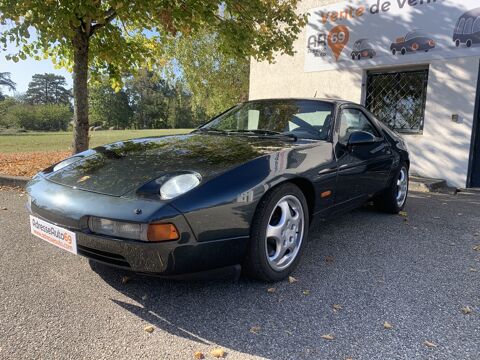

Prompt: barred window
[{"left": 365, "top": 68, "right": 429, "bottom": 134}]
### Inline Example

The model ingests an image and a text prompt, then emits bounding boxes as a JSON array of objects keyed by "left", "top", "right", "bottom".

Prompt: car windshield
[
  {"left": 200, "top": 100, "right": 334, "bottom": 140},
  {"left": 354, "top": 40, "right": 368, "bottom": 50}
]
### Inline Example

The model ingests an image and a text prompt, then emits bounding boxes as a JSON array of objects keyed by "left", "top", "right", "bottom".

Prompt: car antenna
[{"left": 314, "top": 90, "right": 317, "bottom": 98}]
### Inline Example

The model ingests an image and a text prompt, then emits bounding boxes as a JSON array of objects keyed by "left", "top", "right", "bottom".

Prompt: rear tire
[
  {"left": 244, "top": 183, "right": 309, "bottom": 282},
  {"left": 373, "top": 164, "right": 409, "bottom": 214}
]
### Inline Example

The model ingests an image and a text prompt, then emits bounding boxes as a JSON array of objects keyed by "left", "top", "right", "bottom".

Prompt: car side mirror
[{"left": 347, "top": 131, "right": 376, "bottom": 146}]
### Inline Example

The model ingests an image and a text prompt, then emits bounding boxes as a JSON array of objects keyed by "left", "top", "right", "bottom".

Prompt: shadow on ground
[{"left": 90, "top": 193, "right": 480, "bottom": 359}]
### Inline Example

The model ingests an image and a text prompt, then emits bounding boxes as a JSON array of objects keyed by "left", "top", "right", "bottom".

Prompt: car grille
[{"left": 77, "top": 245, "right": 131, "bottom": 268}]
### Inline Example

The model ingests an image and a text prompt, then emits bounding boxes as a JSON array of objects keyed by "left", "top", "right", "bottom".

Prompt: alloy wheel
[
  {"left": 265, "top": 195, "right": 305, "bottom": 271},
  {"left": 396, "top": 167, "right": 408, "bottom": 207}
]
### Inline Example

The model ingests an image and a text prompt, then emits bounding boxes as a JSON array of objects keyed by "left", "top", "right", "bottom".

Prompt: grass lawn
[{"left": 0, "top": 129, "right": 192, "bottom": 153}]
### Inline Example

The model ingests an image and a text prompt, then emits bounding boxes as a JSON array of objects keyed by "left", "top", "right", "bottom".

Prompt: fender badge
[{"left": 134, "top": 208, "right": 142, "bottom": 215}]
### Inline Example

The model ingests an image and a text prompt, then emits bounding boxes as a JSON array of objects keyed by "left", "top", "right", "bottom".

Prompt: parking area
[{"left": 0, "top": 187, "right": 479, "bottom": 360}]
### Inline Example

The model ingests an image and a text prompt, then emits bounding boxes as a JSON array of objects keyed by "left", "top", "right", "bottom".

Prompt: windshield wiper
[
  {"left": 226, "top": 129, "right": 297, "bottom": 141},
  {"left": 193, "top": 128, "right": 227, "bottom": 134}
]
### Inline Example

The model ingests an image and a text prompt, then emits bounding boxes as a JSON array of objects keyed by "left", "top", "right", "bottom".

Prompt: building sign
[{"left": 305, "top": 0, "right": 480, "bottom": 72}]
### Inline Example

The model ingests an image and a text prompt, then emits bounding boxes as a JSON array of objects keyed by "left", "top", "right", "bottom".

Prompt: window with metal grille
[{"left": 365, "top": 68, "right": 429, "bottom": 134}]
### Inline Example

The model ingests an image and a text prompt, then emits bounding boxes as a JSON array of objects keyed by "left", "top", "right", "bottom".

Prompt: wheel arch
[{"left": 259, "top": 177, "right": 316, "bottom": 225}]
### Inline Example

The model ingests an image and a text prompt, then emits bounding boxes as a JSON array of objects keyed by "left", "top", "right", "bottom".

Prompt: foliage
[
  {"left": 25, "top": 73, "right": 71, "bottom": 105},
  {"left": 125, "top": 71, "right": 201, "bottom": 129},
  {"left": 3, "top": 103, "right": 72, "bottom": 131},
  {"left": 89, "top": 80, "right": 133, "bottom": 128},
  {"left": 0, "top": 1, "right": 305, "bottom": 86},
  {"left": 0, "top": 72, "right": 16, "bottom": 100},
  {"left": 169, "top": 30, "right": 250, "bottom": 117},
  {"left": 0, "top": 96, "right": 17, "bottom": 126},
  {"left": 0, "top": 0, "right": 306, "bottom": 153}
]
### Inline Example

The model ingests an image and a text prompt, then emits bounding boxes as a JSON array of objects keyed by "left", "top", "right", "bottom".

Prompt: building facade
[{"left": 249, "top": 0, "right": 480, "bottom": 188}]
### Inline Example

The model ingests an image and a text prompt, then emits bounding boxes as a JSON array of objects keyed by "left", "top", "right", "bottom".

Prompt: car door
[{"left": 333, "top": 106, "right": 394, "bottom": 205}]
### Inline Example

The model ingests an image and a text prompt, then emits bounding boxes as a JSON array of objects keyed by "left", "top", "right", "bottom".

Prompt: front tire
[
  {"left": 374, "top": 164, "right": 409, "bottom": 214},
  {"left": 244, "top": 183, "right": 309, "bottom": 282}
]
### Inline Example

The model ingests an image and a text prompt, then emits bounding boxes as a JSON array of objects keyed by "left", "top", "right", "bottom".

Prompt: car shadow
[{"left": 89, "top": 202, "right": 408, "bottom": 359}]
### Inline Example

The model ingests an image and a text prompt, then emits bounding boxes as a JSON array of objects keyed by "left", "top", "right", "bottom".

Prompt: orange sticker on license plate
[{"left": 30, "top": 215, "right": 77, "bottom": 254}]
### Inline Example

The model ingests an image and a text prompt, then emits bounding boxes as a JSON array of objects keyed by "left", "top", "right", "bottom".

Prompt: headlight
[
  {"left": 88, "top": 217, "right": 179, "bottom": 242},
  {"left": 53, "top": 157, "right": 82, "bottom": 172},
  {"left": 160, "top": 173, "right": 201, "bottom": 200}
]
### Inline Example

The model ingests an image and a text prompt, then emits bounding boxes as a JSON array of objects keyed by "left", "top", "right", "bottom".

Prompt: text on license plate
[{"left": 30, "top": 215, "right": 77, "bottom": 254}]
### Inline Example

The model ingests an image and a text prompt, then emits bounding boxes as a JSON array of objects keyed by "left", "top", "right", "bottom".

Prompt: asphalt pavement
[{"left": 0, "top": 187, "right": 479, "bottom": 360}]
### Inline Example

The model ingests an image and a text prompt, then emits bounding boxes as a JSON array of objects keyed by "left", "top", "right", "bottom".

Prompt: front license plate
[{"left": 30, "top": 215, "right": 77, "bottom": 254}]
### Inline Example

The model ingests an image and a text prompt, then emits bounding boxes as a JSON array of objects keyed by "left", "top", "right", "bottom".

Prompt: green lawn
[{"left": 0, "top": 129, "right": 193, "bottom": 153}]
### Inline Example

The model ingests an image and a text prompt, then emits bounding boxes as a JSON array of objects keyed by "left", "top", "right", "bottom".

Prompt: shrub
[{"left": 2, "top": 103, "right": 72, "bottom": 131}]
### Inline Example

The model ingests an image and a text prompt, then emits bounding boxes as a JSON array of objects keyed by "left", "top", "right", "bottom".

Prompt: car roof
[{"left": 244, "top": 98, "right": 359, "bottom": 107}]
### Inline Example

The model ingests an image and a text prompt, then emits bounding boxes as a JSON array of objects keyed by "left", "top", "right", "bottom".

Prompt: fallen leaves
[
  {"left": 288, "top": 276, "right": 297, "bottom": 284},
  {"left": 210, "top": 348, "right": 226, "bottom": 358},
  {"left": 121, "top": 275, "right": 130, "bottom": 284},
  {"left": 399, "top": 211, "right": 408, "bottom": 217},
  {"left": 473, "top": 245, "right": 480, "bottom": 252},
  {"left": 194, "top": 351, "right": 204, "bottom": 359},
  {"left": 462, "top": 306, "right": 472, "bottom": 315},
  {"left": 1, "top": 207, "right": 6, "bottom": 210},
  {"left": 302, "top": 290, "right": 310, "bottom": 296},
  {"left": 267, "top": 287, "right": 276, "bottom": 293},
  {"left": 0, "top": 151, "right": 70, "bottom": 177},
  {"left": 469, "top": 267, "right": 477, "bottom": 272},
  {"left": 77, "top": 175, "right": 90, "bottom": 183},
  {"left": 321, "top": 334, "right": 335, "bottom": 340},
  {"left": 383, "top": 321, "right": 393, "bottom": 329},
  {"left": 424, "top": 340, "right": 437, "bottom": 348},
  {"left": 333, "top": 304, "right": 343, "bottom": 312},
  {"left": 144, "top": 325, "right": 155, "bottom": 333},
  {"left": 249, "top": 326, "right": 261, "bottom": 334},
  {"left": 325, "top": 255, "right": 335, "bottom": 263}
]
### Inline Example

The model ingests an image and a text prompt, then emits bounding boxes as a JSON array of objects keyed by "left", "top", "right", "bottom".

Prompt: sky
[{"left": 0, "top": 56, "right": 73, "bottom": 94}]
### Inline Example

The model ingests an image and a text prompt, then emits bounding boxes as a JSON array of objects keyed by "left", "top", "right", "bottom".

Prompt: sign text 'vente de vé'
[{"left": 320, "top": 0, "right": 437, "bottom": 24}]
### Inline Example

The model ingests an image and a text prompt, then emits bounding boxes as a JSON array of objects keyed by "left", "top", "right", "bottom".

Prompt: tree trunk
[{"left": 72, "top": 30, "right": 90, "bottom": 154}]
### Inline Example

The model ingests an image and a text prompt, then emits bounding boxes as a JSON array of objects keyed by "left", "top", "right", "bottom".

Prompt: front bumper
[
  {"left": 27, "top": 179, "right": 249, "bottom": 275},
  {"left": 75, "top": 231, "right": 249, "bottom": 274}
]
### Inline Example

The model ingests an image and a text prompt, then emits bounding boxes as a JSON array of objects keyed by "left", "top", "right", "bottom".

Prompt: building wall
[{"left": 249, "top": 0, "right": 479, "bottom": 188}]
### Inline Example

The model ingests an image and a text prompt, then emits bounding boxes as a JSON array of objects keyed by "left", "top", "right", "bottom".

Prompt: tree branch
[{"left": 89, "top": 8, "right": 117, "bottom": 37}]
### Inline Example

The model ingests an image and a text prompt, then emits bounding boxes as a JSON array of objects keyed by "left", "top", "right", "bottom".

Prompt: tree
[
  {"left": 0, "top": 1, "right": 306, "bottom": 154},
  {"left": 25, "top": 73, "right": 71, "bottom": 105},
  {"left": 0, "top": 72, "right": 16, "bottom": 100},
  {"left": 169, "top": 30, "right": 250, "bottom": 118},
  {"left": 89, "top": 80, "right": 132, "bottom": 129},
  {"left": 126, "top": 70, "right": 174, "bottom": 129}
]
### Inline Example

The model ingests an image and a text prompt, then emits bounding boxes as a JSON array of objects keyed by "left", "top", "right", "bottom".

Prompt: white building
[{"left": 250, "top": 0, "right": 480, "bottom": 188}]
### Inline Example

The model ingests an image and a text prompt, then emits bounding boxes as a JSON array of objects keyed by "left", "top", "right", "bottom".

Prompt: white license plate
[{"left": 30, "top": 215, "right": 77, "bottom": 254}]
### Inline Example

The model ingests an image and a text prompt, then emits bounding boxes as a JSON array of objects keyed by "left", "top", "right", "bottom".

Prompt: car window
[
  {"left": 464, "top": 18, "right": 474, "bottom": 34},
  {"left": 338, "top": 108, "right": 379, "bottom": 143},
  {"left": 202, "top": 100, "right": 334, "bottom": 140},
  {"left": 474, "top": 18, "right": 480, "bottom": 33},
  {"left": 456, "top": 18, "right": 466, "bottom": 34}
]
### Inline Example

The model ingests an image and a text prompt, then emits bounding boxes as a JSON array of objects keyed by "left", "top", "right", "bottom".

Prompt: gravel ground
[{"left": 0, "top": 188, "right": 479, "bottom": 360}]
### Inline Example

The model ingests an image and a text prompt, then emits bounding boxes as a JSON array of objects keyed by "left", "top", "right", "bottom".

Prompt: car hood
[{"left": 46, "top": 133, "right": 297, "bottom": 196}]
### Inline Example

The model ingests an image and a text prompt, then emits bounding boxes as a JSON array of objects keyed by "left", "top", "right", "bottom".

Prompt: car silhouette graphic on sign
[
  {"left": 390, "top": 30, "right": 435, "bottom": 55},
  {"left": 453, "top": 7, "right": 480, "bottom": 48},
  {"left": 351, "top": 39, "right": 376, "bottom": 60}
]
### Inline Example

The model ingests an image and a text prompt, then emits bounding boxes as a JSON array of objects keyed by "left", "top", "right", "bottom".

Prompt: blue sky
[{"left": 0, "top": 56, "right": 73, "bottom": 94}]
